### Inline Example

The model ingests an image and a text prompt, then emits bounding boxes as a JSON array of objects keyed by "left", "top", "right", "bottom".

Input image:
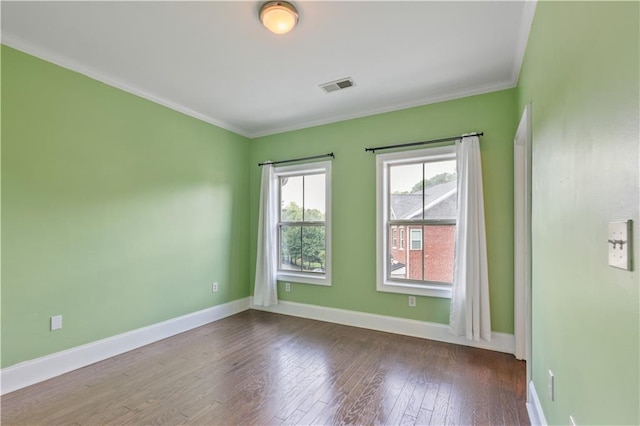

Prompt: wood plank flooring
[{"left": 1, "top": 310, "right": 529, "bottom": 425}]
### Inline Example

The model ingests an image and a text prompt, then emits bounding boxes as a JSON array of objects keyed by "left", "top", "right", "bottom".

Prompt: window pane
[
  {"left": 280, "top": 176, "right": 303, "bottom": 221},
  {"left": 410, "top": 228, "right": 422, "bottom": 250},
  {"left": 389, "top": 163, "right": 423, "bottom": 220},
  {"left": 406, "top": 226, "right": 423, "bottom": 280},
  {"left": 301, "top": 226, "right": 325, "bottom": 273},
  {"left": 280, "top": 225, "right": 302, "bottom": 271},
  {"left": 303, "top": 174, "right": 325, "bottom": 220},
  {"left": 389, "top": 225, "right": 407, "bottom": 279},
  {"left": 423, "top": 224, "right": 456, "bottom": 283},
  {"left": 388, "top": 223, "right": 456, "bottom": 284},
  {"left": 423, "top": 159, "right": 457, "bottom": 219},
  {"left": 382, "top": 151, "right": 456, "bottom": 289}
]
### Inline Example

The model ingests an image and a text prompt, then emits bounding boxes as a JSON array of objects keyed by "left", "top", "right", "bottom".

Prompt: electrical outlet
[
  {"left": 284, "top": 282, "right": 291, "bottom": 292},
  {"left": 548, "top": 370, "right": 555, "bottom": 401},
  {"left": 212, "top": 282, "right": 219, "bottom": 293},
  {"left": 408, "top": 296, "right": 416, "bottom": 307},
  {"left": 51, "top": 315, "right": 62, "bottom": 331}
]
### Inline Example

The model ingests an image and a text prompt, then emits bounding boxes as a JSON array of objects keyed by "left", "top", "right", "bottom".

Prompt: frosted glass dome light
[{"left": 260, "top": 1, "right": 298, "bottom": 35}]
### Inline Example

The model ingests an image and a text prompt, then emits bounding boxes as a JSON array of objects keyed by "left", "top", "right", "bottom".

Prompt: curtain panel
[
  {"left": 254, "top": 164, "right": 278, "bottom": 307},
  {"left": 449, "top": 135, "right": 491, "bottom": 341}
]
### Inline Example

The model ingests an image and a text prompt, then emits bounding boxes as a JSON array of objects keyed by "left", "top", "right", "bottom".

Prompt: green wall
[
  {"left": 517, "top": 2, "right": 639, "bottom": 425},
  {"left": 1, "top": 46, "right": 251, "bottom": 367},
  {"left": 2, "top": 17, "right": 534, "bottom": 371},
  {"left": 250, "top": 89, "right": 518, "bottom": 332}
]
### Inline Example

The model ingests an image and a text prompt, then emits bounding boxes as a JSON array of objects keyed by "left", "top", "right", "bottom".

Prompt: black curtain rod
[
  {"left": 364, "top": 132, "right": 484, "bottom": 153},
  {"left": 258, "top": 152, "right": 334, "bottom": 167}
]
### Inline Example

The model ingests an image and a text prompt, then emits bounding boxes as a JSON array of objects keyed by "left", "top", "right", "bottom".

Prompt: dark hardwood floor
[{"left": 2, "top": 310, "right": 529, "bottom": 425}]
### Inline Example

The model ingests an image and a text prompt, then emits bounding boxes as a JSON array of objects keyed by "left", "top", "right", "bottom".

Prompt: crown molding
[
  {"left": 1, "top": 35, "right": 252, "bottom": 138},
  {"left": 3, "top": 0, "right": 537, "bottom": 141},
  {"left": 247, "top": 79, "right": 516, "bottom": 138}
]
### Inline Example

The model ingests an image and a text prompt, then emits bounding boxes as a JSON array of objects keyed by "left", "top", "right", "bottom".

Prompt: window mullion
[
  {"left": 278, "top": 177, "right": 283, "bottom": 223},
  {"left": 299, "top": 224, "right": 303, "bottom": 271},
  {"left": 421, "top": 162, "right": 425, "bottom": 280},
  {"left": 301, "top": 175, "right": 305, "bottom": 271},
  {"left": 422, "top": 226, "right": 426, "bottom": 281}
]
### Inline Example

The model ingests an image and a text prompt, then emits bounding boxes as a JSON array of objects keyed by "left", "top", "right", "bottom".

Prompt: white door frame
[{"left": 514, "top": 104, "right": 532, "bottom": 374}]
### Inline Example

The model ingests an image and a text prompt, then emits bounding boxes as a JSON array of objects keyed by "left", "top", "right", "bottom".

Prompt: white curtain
[
  {"left": 253, "top": 164, "right": 278, "bottom": 307},
  {"left": 449, "top": 135, "right": 491, "bottom": 341}
]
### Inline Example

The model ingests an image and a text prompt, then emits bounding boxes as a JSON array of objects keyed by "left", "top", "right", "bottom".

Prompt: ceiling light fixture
[{"left": 259, "top": 1, "right": 298, "bottom": 35}]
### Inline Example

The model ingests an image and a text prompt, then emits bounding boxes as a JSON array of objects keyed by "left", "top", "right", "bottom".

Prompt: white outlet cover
[
  {"left": 608, "top": 220, "right": 631, "bottom": 270},
  {"left": 51, "top": 315, "right": 62, "bottom": 330}
]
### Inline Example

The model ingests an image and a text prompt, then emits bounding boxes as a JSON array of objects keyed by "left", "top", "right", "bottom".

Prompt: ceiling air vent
[{"left": 320, "top": 77, "right": 356, "bottom": 94}]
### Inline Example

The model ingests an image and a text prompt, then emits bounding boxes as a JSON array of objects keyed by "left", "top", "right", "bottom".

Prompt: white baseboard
[
  {"left": 1, "top": 297, "right": 250, "bottom": 395},
  {"left": 250, "top": 298, "right": 515, "bottom": 354},
  {"left": 3, "top": 297, "right": 515, "bottom": 395},
  {"left": 527, "top": 380, "right": 548, "bottom": 426}
]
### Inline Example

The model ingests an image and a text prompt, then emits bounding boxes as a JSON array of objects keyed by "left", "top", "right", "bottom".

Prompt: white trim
[
  {"left": 378, "top": 280, "right": 452, "bottom": 299},
  {"left": 2, "top": 297, "right": 515, "bottom": 395},
  {"left": 514, "top": 103, "right": 532, "bottom": 362},
  {"left": 277, "top": 273, "right": 330, "bottom": 287},
  {"left": 376, "top": 146, "right": 457, "bottom": 298},
  {"left": 527, "top": 380, "right": 548, "bottom": 426},
  {"left": 251, "top": 298, "right": 514, "bottom": 354},
  {"left": 1, "top": 298, "right": 250, "bottom": 395},
  {"left": 2, "top": 35, "right": 524, "bottom": 141},
  {"left": 274, "top": 161, "right": 332, "bottom": 287},
  {"left": 1, "top": 35, "right": 252, "bottom": 138},
  {"left": 247, "top": 79, "right": 515, "bottom": 138}
]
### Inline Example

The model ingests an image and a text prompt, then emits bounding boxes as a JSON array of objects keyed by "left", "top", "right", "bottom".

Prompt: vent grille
[{"left": 320, "top": 77, "right": 356, "bottom": 94}]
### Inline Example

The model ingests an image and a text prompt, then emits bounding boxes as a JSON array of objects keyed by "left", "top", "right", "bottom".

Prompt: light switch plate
[{"left": 608, "top": 220, "right": 632, "bottom": 270}]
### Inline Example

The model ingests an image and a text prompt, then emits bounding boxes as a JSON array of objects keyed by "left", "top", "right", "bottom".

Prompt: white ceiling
[{"left": 2, "top": 1, "right": 536, "bottom": 138}]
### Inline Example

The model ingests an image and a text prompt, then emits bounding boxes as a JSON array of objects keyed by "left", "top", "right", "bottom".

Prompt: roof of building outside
[{"left": 390, "top": 180, "right": 456, "bottom": 220}]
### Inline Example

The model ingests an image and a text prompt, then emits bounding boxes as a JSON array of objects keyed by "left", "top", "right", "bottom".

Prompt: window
[
  {"left": 276, "top": 161, "right": 331, "bottom": 286},
  {"left": 376, "top": 146, "right": 456, "bottom": 298},
  {"left": 410, "top": 229, "right": 422, "bottom": 250},
  {"left": 392, "top": 228, "right": 398, "bottom": 248}
]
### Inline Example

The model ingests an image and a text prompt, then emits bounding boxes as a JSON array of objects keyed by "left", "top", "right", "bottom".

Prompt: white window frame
[
  {"left": 275, "top": 161, "right": 332, "bottom": 286},
  {"left": 400, "top": 228, "right": 405, "bottom": 250},
  {"left": 376, "top": 146, "right": 455, "bottom": 298}
]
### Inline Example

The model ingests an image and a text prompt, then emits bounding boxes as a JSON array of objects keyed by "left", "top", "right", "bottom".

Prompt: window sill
[
  {"left": 377, "top": 280, "right": 452, "bottom": 298},
  {"left": 278, "top": 272, "right": 331, "bottom": 287}
]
